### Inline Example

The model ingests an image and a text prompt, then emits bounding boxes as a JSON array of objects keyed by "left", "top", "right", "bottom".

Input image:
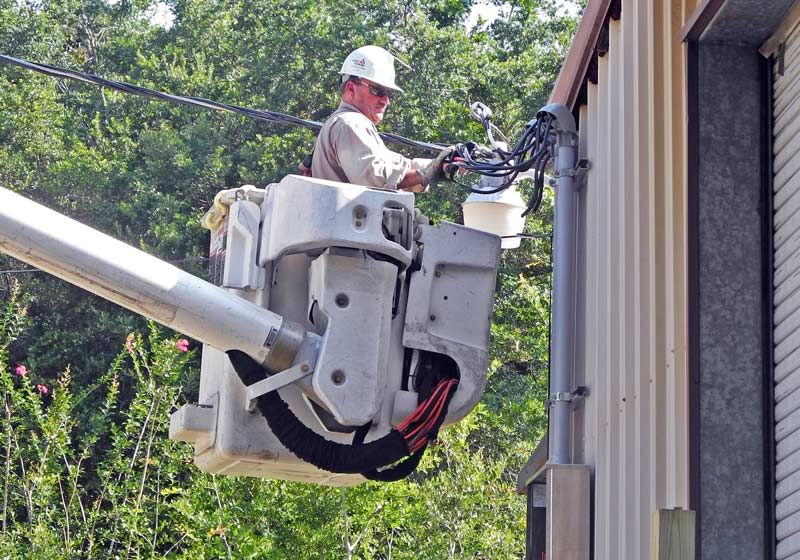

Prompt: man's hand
[
  {"left": 298, "top": 152, "right": 313, "bottom": 177},
  {"left": 421, "top": 146, "right": 455, "bottom": 188}
]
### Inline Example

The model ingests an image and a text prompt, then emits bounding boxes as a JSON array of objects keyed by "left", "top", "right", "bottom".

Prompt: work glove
[
  {"left": 298, "top": 151, "right": 313, "bottom": 177},
  {"left": 421, "top": 146, "right": 455, "bottom": 188}
]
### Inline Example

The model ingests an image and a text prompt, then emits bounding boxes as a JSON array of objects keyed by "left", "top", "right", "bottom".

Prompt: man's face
[{"left": 344, "top": 78, "right": 394, "bottom": 125}]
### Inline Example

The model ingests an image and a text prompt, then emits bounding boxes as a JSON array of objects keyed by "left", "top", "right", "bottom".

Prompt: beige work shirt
[{"left": 311, "top": 102, "right": 429, "bottom": 189}]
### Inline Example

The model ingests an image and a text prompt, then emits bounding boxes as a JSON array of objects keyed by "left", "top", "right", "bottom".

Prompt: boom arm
[{"left": 0, "top": 186, "right": 307, "bottom": 373}]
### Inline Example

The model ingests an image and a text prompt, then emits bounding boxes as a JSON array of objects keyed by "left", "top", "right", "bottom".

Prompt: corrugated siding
[
  {"left": 773, "top": 19, "right": 800, "bottom": 560},
  {"left": 574, "top": 1, "right": 692, "bottom": 558}
]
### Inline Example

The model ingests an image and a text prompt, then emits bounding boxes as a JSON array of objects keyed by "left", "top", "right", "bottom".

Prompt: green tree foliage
[{"left": 0, "top": 0, "right": 579, "bottom": 557}]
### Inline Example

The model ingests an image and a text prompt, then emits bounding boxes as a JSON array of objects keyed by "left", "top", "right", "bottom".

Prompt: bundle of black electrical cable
[
  {"left": 227, "top": 350, "right": 458, "bottom": 482},
  {"left": 445, "top": 107, "right": 557, "bottom": 217}
]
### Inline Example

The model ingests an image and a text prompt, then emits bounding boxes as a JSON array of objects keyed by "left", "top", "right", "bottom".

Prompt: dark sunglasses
[{"left": 353, "top": 79, "right": 396, "bottom": 100}]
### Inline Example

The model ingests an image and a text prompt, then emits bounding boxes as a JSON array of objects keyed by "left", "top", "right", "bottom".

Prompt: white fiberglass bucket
[{"left": 462, "top": 185, "right": 526, "bottom": 249}]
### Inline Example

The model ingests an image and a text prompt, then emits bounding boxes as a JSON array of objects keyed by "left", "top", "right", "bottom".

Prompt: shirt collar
[{"left": 336, "top": 100, "right": 369, "bottom": 119}]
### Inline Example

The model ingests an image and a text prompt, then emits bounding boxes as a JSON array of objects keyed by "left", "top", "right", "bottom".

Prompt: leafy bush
[{"left": 0, "top": 281, "right": 545, "bottom": 559}]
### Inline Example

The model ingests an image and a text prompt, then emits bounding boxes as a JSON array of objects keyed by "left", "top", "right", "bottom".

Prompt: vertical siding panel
[
  {"left": 661, "top": 0, "right": 679, "bottom": 507},
  {"left": 585, "top": 83, "right": 603, "bottom": 557},
  {"left": 631, "top": 0, "right": 655, "bottom": 557},
  {"left": 619, "top": 5, "right": 639, "bottom": 557},
  {"left": 651, "top": 0, "right": 671, "bottom": 512},
  {"left": 596, "top": 48, "right": 612, "bottom": 560},
  {"left": 643, "top": 0, "right": 660, "bottom": 555},
  {"left": 580, "top": 99, "right": 599, "bottom": 473},
  {"left": 606, "top": 21, "right": 627, "bottom": 558},
  {"left": 670, "top": 0, "right": 690, "bottom": 508}
]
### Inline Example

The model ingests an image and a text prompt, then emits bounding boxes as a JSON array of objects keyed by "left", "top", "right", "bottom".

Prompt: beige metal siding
[
  {"left": 575, "top": 1, "right": 691, "bottom": 558},
  {"left": 773, "top": 19, "right": 800, "bottom": 560}
]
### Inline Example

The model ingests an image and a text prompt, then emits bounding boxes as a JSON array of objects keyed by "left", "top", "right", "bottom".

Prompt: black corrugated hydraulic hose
[{"left": 227, "top": 350, "right": 412, "bottom": 475}]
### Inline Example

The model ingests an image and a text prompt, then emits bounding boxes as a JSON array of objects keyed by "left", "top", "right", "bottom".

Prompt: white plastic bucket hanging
[{"left": 462, "top": 185, "right": 527, "bottom": 249}]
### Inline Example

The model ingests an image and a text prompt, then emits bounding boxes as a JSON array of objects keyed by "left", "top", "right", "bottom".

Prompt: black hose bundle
[
  {"left": 446, "top": 103, "right": 557, "bottom": 216},
  {"left": 227, "top": 350, "right": 458, "bottom": 482}
]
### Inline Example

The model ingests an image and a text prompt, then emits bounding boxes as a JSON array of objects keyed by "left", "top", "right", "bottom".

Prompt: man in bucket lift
[{"left": 303, "top": 45, "right": 453, "bottom": 192}]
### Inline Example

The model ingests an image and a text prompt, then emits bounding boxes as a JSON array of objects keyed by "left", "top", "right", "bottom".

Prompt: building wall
[
  {"left": 573, "top": 1, "right": 696, "bottom": 557},
  {"left": 553, "top": 0, "right": 798, "bottom": 558},
  {"left": 689, "top": 1, "right": 795, "bottom": 557},
  {"left": 695, "top": 44, "right": 767, "bottom": 558}
]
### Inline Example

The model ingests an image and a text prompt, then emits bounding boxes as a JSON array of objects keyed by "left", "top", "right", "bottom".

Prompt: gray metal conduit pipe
[{"left": 542, "top": 103, "right": 579, "bottom": 466}]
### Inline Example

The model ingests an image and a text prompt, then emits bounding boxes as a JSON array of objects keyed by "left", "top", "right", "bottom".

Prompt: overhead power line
[
  {"left": 0, "top": 54, "right": 561, "bottom": 216},
  {"left": 0, "top": 54, "right": 447, "bottom": 154}
]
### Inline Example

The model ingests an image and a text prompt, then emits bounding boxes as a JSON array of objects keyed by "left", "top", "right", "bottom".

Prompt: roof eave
[
  {"left": 550, "top": 0, "right": 728, "bottom": 110},
  {"left": 549, "top": 0, "right": 615, "bottom": 109}
]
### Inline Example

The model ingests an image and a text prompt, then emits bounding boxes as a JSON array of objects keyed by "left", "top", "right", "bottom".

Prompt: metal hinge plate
[{"left": 246, "top": 361, "right": 313, "bottom": 411}]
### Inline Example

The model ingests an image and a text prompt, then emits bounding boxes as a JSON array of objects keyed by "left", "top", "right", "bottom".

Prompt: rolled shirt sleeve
[
  {"left": 332, "top": 118, "right": 411, "bottom": 188},
  {"left": 311, "top": 102, "right": 421, "bottom": 190}
]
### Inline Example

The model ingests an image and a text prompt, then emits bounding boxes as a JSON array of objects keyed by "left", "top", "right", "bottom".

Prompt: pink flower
[
  {"left": 125, "top": 333, "right": 135, "bottom": 354},
  {"left": 176, "top": 338, "right": 190, "bottom": 353},
  {"left": 14, "top": 365, "right": 27, "bottom": 378},
  {"left": 36, "top": 384, "right": 48, "bottom": 395}
]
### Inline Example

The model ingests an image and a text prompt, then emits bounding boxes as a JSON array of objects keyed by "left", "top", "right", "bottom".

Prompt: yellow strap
[{"left": 200, "top": 191, "right": 230, "bottom": 232}]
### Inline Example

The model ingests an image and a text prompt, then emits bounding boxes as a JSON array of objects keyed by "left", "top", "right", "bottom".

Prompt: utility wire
[
  {"left": 0, "top": 54, "right": 447, "bottom": 155},
  {"left": 447, "top": 111, "right": 555, "bottom": 215},
  {"left": 0, "top": 54, "right": 560, "bottom": 214},
  {"left": 0, "top": 269, "right": 38, "bottom": 275}
]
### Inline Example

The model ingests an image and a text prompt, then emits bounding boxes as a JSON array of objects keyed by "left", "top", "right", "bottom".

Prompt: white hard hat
[{"left": 339, "top": 45, "right": 403, "bottom": 93}]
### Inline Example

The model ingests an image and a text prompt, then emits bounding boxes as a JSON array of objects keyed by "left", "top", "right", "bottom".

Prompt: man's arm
[
  {"left": 399, "top": 148, "right": 454, "bottom": 192},
  {"left": 333, "top": 120, "right": 411, "bottom": 189},
  {"left": 397, "top": 170, "right": 426, "bottom": 192}
]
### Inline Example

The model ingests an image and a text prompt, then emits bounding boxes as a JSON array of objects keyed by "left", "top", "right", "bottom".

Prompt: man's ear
[{"left": 341, "top": 80, "right": 354, "bottom": 99}]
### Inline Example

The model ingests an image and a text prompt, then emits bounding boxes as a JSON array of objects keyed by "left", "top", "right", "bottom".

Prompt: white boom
[{"left": 0, "top": 186, "right": 305, "bottom": 372}]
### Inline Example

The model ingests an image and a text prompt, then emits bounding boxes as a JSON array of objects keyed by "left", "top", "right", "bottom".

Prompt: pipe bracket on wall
[
  {"left": 552, "top": 158, "right": 591, "bottom": 181},
  {"left": 546, "top": 386, "right": 590, "bottom": 408}
]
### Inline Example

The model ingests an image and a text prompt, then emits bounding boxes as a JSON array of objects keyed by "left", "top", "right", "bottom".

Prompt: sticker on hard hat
[{"left": 353, "top": 57, "right": 366, "bottom": 68}]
